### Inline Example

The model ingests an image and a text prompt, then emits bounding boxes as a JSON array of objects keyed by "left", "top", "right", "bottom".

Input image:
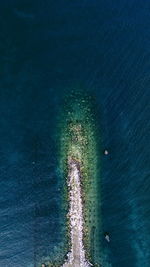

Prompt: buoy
[
  {"left": 104, "top": 149, "right": 109, "bottom": 155},
  {"left": 104, "top": 232, "right": 110, "bottom": 242}
]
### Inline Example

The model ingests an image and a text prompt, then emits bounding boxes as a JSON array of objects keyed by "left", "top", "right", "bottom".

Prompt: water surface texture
[{"left": 0, "top": 1, "right": 149, "bottom": 266}]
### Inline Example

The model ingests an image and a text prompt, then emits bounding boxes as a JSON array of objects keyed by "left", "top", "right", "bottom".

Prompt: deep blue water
[{"left": 0, "top": 0, "right": 149, "bottom": 266}]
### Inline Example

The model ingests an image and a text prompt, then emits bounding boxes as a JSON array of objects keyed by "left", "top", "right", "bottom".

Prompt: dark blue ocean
[{"left": 0, "top": 1, "right": 149, "bottom": 266}]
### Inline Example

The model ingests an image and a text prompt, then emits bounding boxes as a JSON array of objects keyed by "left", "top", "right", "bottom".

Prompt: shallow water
[{"left": 0, "top": 0, "right": 150, "bottom": 266}]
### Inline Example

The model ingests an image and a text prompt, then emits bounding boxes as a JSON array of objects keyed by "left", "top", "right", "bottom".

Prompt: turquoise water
[{"left": 0, "top": 0, "right": 149, "bottom": 266}]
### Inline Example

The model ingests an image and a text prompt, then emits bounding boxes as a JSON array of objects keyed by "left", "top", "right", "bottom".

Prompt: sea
[{"left": 0, "top": 0, "right": 149, "bottom": 266}]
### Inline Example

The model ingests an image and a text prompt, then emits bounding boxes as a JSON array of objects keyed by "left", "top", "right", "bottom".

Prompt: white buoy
[
  {"left": 104, "top": 149, "right": 109, "bottom": 155},
  {"left": 105, "top": 234, "right": 110, "bottom": 242}
]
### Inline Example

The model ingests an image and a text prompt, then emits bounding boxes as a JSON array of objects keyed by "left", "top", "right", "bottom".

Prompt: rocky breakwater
[{"left": 62, "top": 157, "right": 92, "bottom": 267}]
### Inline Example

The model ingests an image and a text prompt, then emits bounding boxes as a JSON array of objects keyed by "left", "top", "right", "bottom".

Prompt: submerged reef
[
  {"left": 40, "top": 92, "right": 102, "bottom": 267},
  {"left": 59, "top": 93, "right": 101, "bottom": 266}
]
